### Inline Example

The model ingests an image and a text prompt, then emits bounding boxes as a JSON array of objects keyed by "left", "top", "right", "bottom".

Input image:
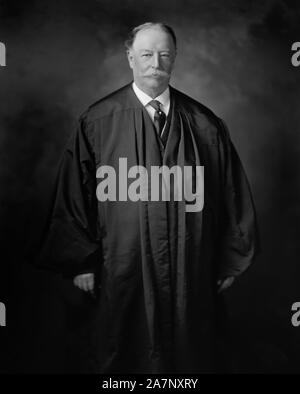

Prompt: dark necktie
[{"left": 148, "top": 100, "right": 166, "bottom": 138}]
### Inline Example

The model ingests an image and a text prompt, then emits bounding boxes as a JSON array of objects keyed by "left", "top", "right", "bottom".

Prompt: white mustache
[{"left": 148, "top": 70, "right": 170, "bottom": 77}]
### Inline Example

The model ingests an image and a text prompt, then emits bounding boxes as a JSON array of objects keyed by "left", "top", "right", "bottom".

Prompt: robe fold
[{"left": 37, "top": 82, "right": 260, "bottom": 373}]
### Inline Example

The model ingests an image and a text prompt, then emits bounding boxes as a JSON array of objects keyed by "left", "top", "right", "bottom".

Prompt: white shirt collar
[{"left": 132, "top": 82, "right": 170, "bottom": 112}]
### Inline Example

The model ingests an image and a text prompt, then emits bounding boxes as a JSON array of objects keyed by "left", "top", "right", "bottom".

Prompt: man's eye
[
  {"left": 161, "top": 53, "right": 170, "bottom": 58},
  {"left": 142, "top": 54, "right": 152, "bottom": 57}
]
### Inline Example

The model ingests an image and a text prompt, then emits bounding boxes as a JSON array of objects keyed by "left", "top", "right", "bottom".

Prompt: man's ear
[
  {"left": 171, "top": 50, "right": 177, "bottom": 70},
  {"left": 126, "top": 49, "right": 134, "bottom": 69}
]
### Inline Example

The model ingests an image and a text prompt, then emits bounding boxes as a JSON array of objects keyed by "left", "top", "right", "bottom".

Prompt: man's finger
[
  {"left": 76, "top": 276, "right": 84, "bottom": 290},
  {"left": 86, "top": 275, "right": 94, "bottom": 292},
  {"left": 73, "top": 273, "right": 95, "bottom": 292},
  {"left": 217, "top": 277, "right": 235, "bottom": 293},
  {"left": 217, "top": 281, "right": 225, "bottom": 294},
  {"left": 81, "top": 278, "right": 90, "bottom": 292}
]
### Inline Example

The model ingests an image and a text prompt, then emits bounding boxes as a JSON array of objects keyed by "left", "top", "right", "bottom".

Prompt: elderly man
[{"left": 38, "top": 22, "right": 260, "bottom": 373}]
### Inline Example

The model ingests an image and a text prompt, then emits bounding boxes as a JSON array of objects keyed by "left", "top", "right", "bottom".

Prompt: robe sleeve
[
  {"left": 36, "top": 112, "right": 102, "bottom": 278},
  {"left": 217, "top": 119, "right": 261, "bottom": 278}
]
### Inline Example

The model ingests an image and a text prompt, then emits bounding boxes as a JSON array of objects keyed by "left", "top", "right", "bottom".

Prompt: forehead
[{"left": 132, "top": 27, "right": 175, "bottom": 51}]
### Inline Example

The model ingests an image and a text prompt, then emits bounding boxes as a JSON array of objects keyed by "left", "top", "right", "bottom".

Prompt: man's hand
[
  {"left": 217, "top": 276, "right": 235, "bottom": 294},
  {"left": 73, "top": 273, "right": 95, "bottom": 293}
]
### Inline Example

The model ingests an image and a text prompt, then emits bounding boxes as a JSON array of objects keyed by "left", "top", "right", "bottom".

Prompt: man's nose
[{"left": 151, "top": 53, "right": 161, "bottom": 69}]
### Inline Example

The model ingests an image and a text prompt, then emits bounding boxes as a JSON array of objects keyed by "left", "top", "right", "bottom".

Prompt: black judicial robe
[{"left": 37, "top": 83, "right": 260, "bottom": 373}]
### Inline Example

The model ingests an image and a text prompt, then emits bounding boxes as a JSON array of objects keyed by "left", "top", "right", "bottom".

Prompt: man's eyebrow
[{"left": 139, "top": 49, "right": 171, "bottom": 52}]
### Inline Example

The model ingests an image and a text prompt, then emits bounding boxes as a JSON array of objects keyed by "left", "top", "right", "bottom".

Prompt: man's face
[{"left": 127, "top": 27, "right": 176, "bottom": 96}]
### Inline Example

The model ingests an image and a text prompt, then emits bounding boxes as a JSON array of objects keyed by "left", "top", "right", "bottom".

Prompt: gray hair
[{"left": 124, "top": 22, "right": 177, "bottom": 50}]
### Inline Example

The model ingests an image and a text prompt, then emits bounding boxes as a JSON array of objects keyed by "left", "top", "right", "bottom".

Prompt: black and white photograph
[{"left": 0, "top": 0, "right": 300, "bottom": 381}]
